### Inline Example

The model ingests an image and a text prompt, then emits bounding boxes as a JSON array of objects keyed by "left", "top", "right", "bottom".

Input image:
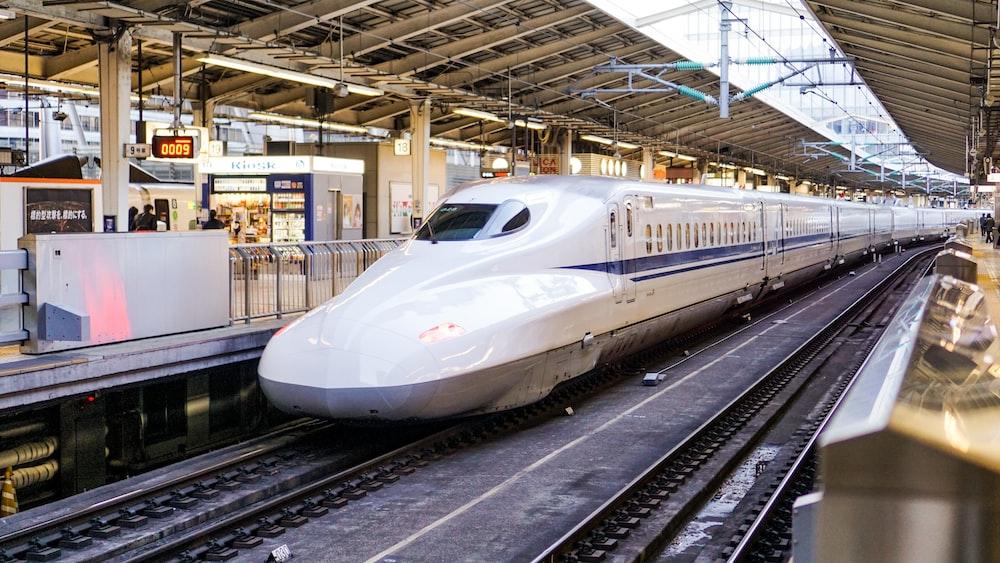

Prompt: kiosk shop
[{"left": 199, "top": 155, "right": 365, "bottom": 243}]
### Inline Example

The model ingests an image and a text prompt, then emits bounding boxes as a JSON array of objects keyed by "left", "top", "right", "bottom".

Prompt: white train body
[{"left": 258, "top": 177, "right": 978, "bottom": 421}]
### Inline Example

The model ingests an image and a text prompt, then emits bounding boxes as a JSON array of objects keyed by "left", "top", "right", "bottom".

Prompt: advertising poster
[
  {"left": 25, "top": 188, "right": 93, "bottom": 234},
  {"left": 342, "top": 194, "right": 363, "bottom": 229},
  {"left": 390, "top": 182, "right": 412, "bottom": 234}
]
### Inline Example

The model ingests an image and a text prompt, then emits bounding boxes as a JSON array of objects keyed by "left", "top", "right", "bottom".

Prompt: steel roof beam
[
  {"left": 0, "top": 16, "right": 56, "bottom": 48},
  {"left": 810, "top": 0, "right": 990, "bottom": 47},
  {"left": 819, "top": 14, "right": 976, "bottom": 60},
  {"left": 430, "top": 25, "right": 625, "bottom": 89},
  {"left": 318, "top": 0, "right": 514, "bottom": 59},
  {"left": 373, "top": 5, "right": 593, "bottom": 77},
  {"left": 233, "top": 0, "right": 381, "bottom": 43}
]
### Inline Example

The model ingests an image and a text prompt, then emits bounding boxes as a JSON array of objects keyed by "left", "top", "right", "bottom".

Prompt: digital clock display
[{"left": 152, "top": 135, "right": 195, "bottom": 159}]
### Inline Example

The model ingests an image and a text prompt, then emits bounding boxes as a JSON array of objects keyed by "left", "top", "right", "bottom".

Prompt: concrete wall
[{"left": 376, "top": 144, "right": 447, "bottom": 238}]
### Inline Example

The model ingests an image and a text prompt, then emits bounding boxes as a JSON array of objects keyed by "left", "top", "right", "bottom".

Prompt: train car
[
  {"left": 258, "top": 177, "right": 980, "bottom": 422},
  {"left": 127, "top": 183, "right": 200, "bottom": 231}
]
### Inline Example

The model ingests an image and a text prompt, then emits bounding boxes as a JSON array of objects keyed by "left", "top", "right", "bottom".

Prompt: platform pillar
[
  {"left": 193, "top": 99, "right": 216, "bottom": 140},
  {"left": 98, "top": 30, "right": 133, "bottom": 232},
  {"left": 641, "top": 147, "right": 654, "bottom": 180},
  {"left": 560, "top": 128, "right": 572, "bottom": 175},
  {"left": 409, "top": 99, "right": 430, "bottom": 228}
]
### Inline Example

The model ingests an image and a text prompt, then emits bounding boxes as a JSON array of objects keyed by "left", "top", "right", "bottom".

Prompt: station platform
[
  {"left": 970, "top": 237, "right": 1000, "bottom": 312},
  {"left": 0, "top": 316, "right": 288, "bottom": 414}
]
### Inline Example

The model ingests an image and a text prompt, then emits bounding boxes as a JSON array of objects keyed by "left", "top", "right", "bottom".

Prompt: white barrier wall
[{"left": 19, "top": 231, "right": 229, "bottom": 353}]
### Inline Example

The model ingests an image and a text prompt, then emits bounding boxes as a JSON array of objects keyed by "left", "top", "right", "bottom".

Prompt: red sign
[
  {"left": 152, "top": 135, "right": 195, "bottom": 159},
  {"left": 538, "top": 156, "right": 560, "bottom": 175}
]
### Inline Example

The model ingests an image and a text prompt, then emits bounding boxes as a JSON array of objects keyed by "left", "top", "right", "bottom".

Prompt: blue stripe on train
[{"left": 560, "top": 231, "right": 891, "bottom": 281}]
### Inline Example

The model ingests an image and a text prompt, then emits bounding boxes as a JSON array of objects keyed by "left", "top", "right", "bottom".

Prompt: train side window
[
  {"left": 645, "top": 224, "right": 653, "bottom": 254},
  {"left": 609, "top": 211, "right": 617, "bottom": 248},
  {"left": 667, "top": 224, "right": 673, "bottom": 251},
  {"left": 730, "top": 222, "right": 736, "bottom": 244},
  {"left": 656, "top": 224, "right": 664, "bottom": 252},
  {"left": 692, "top": 223, "right": 698, "bottom": 248},
  {"left": 701, "top": 223, "right": 707, "bottom": 246},
  {"left": 709, "top": 222, "right": 715, "bottom": 246},
  {"left": 626, "top": 203, "right": 633, "bottom": 237}
]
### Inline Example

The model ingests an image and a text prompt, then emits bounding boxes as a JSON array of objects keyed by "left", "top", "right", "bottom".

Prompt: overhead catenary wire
[{"left": 191, "top": 0, "right": 826, "bottom": 169}]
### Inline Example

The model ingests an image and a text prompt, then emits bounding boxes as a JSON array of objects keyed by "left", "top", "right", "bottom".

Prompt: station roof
[
  {"left": 0, "top": 0, "right": 976, "bottom": 190},
  {"left": 805, "top": 0, "right": 980, "bottom": 177}
]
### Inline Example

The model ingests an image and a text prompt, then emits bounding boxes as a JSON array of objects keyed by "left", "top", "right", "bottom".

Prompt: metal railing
[
  {"left": 0, "top": 249, "right": 28, "bottom": 344},
  {"left": 229, "top": 238, "right": 405, "bottom": 323}
]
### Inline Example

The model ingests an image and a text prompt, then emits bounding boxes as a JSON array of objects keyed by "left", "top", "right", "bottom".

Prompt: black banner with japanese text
[{"left": 25, "top": 188, "right": 93, "bottom": 234}]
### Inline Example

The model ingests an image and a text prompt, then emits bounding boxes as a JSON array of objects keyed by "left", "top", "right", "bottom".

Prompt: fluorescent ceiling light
[
  {"left": 452, "top": 107, "right": 503, "bottom": 122},
  {"left": 429, "top": 137, "right": 482, "bottom": 151},
  {"left": 344, "top": 83, "right": 384, "bottom": 97},
  {"left": 0, "top": 9, "right": 16, "bottom": 20},
  {"left": 248, "top": 111, "right": 369, "bottom": 134},
  {"left": 198, "top": 55, "right": 383, "bottom": 96},
  {"left": 430, "top": 137, "right": 509, "bottom": 153},
  {"left": 513, "top": 119, "right": 547, "bottom": 130},
  {"left": 580, "top": 134, "right": 614, "bottom": 145},
  {"left": 615, "top": 141, "right": 640, "bottom": 150},
  {"left": 714, "top": 163, "right": 737, "bottom": 170},
  {"left": 775, "top": 174, "right": 791, "bottom": 181},
  {"left": 659, "top": 150, "right": 697, "bottom": 161},
  {"left": 743, "top": 167, "right": 766, "bottom": 175}
]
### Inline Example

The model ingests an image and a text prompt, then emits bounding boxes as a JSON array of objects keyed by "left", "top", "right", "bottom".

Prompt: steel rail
[
  {"left": 118, "top": 422, "right": 474, "bottom": 562},
  {"left": 0, "top": 417, "right": 331, "bottom": 548},
  {"left": 531, "top": 244, "right": 941, "bottom": 563},
  {"left": 723, "top": 254, "right": 939, "bottom": 562}
]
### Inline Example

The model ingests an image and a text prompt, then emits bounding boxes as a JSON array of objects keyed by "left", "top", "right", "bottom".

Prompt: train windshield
[{"left": 415, "top": 200, "right": 530, "bottom": 241}]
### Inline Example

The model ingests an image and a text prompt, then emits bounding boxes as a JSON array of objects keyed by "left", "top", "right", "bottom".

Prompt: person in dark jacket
[
  {"left": 128, "top": 206, "right": 139, "bottom": 230},
  {"left": 131, "top": 204, "right": 157, "bottom": 231},
  {"left": 985, "top": 214, "right": 995, "bottom": 244},
  {"left": 202, "top": 209, "right": 225, "bottom": 230},
  {"left": 981, "top": 213, "right": 988, "bottom": 240}
]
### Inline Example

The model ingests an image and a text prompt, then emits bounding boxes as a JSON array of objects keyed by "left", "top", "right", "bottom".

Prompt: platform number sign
[
  {"left": 268, "top": 544, "right": 293, "bottom": 562},
  {"left": 151, "top": 135, "right": 195, "bottom": 159},
  {"left": 123, "top": 143, "right": 151, "bottom": 159}
]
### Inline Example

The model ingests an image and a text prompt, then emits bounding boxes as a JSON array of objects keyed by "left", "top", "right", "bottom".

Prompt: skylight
[{"left": 586, "top": 0, "right": 967, "bottom": 188}]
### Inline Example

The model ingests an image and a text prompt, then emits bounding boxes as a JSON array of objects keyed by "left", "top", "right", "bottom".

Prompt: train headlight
[{"left": 419, "top": 322, "right": 466, "bottom": 344}]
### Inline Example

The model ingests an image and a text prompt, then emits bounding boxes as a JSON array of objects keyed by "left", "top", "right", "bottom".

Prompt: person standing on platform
[
  {"left": 985, "top": 214, "right": 995, "bottom": 244},
  {"left": 131, "top": 204, "right": 157, "bottom": 231},
  {"left": 202, "top": 210, "right": 225, "bottom": 230},
  {"left": 981, "top": 214, "right": 988, "bottom": 239}
]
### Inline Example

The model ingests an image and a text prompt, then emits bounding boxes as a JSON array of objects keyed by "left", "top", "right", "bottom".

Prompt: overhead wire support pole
[
  {"left": 719, "top": 0, "right": 733, "bottom": 119},
  {"left": 172, "top": 31, "right": 182, "bottom": 131}
]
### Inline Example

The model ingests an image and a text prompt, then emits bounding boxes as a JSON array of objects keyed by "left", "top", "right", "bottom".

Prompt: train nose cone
[{"left": 258, "top": 314, "right": 441, "bottom": 420}]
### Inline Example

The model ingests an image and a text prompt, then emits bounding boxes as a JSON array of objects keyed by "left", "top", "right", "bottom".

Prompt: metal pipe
[
  {"left": 136, "top": 39, "right": 144, "bottom": 142},
  {"left": 719, "top": 1, "right": 732, "bottom": 119},
  {"left": 172, "top": 32, "right": 182, "bottom": 130},
  {"left": 0, "top": 421, "right": 46, "bottom": 442},
  {"left": 10, "top": 459, "right": 58, "bottom": 489},
  {"left": 0, "top": 437, "right": 57, "bottom": 469},
  {"left": 23, "top": 16, "right": 29, "bottom": 163}
]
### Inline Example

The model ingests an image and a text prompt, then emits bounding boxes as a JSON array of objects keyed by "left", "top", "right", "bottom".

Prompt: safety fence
[
  {"left": 229, "top": 238, "right": 405, "bottom": 323},
  {"left": 0, "top": 250, "right": 27, "bottom": 344}
]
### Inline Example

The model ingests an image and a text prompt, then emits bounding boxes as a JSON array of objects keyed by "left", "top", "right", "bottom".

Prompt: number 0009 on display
[{"left": 152, "top": 136, "right": 195, "bottom": 159}]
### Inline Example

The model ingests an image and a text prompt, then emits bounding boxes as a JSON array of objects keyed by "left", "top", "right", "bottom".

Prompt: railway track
[
  {"left": 0, "top": 417, "right": 447, "bottom": 562},
  {"left": 532, "top": 245, "right": 938, "bottom": 563},
  {"left": 0, "top": 247, "right": 933, "bottom": 563}
]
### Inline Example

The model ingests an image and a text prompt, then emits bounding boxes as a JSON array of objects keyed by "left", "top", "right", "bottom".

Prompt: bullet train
[{"left": 258, "top": 176, "right": 979, "bottom": 421}]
